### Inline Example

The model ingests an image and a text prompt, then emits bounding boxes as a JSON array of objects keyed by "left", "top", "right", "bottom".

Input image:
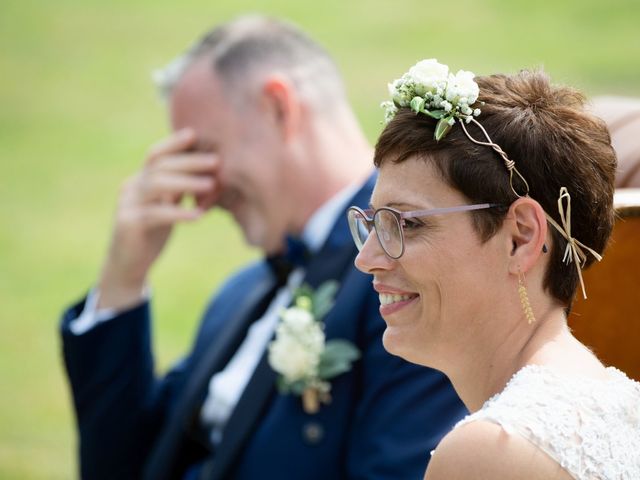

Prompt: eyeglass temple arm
[{"left": 399, "top": 203, "right": 501, "bottom": 219}]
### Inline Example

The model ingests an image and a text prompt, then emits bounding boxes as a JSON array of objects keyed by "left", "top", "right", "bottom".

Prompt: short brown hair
[{"left": 374, "top": 70, "right": 617, "bottom": 306}]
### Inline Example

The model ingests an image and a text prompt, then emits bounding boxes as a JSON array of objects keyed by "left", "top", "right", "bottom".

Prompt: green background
[{"left": 1, "top": 0, "right": 638, "bottom": 477}]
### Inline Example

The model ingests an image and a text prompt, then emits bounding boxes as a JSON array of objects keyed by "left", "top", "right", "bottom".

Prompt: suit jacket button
[{"left": 302, "top": 422, "right": 324, "bottom": 445}]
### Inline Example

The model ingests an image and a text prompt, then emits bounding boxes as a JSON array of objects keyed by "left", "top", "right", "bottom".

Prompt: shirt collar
[{"left": 301, "top": 182, "right": 361, "bottom": 254}]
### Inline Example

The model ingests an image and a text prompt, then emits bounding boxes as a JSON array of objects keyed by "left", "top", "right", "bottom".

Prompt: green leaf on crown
[
  {"left": 410, "top": 96, "right": 425, "bottom": 114},
  {"left": 435, "top": 117, "right": 453, "bottom": 141},
  {"left": 425, "top": 109, "right": 446, "bottom": 120}
]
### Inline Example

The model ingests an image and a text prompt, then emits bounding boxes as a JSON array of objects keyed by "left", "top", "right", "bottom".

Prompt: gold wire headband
[{"left": 459, "top": 119, "right": 530, "bottom": 198}]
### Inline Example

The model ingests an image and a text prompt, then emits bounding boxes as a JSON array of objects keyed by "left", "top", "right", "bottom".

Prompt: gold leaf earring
[{"left": 518, "top": 268, "right": 535, "bottom": 324}]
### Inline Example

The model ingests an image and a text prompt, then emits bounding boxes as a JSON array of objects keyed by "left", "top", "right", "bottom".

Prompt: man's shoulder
[
  {"left": 217, "top": 259, "right": 271, "bottom": 292},
  {"left": 199, "top": 260, "right": 271, "bottom": 314}
]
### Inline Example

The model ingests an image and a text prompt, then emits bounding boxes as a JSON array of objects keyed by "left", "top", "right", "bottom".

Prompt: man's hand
[{"left": 97, "top": 128, "right": 220, "bottom": 310}]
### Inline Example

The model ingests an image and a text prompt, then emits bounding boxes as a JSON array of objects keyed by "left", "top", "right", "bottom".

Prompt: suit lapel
[
  {"left": 201, "top": 173, "right": 376, "bottom": 480},
  {"left": 143, "top": 266, "right": 277, "bottom": 480}
]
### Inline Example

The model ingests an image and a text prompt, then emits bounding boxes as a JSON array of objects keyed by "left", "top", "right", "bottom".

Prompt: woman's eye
[{"left": 403, "top": 219, "right": 424, "bottom": 230}]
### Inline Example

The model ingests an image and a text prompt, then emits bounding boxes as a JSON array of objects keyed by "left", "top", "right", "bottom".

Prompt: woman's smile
[{"left": 374, "top": 282, "right": 420, "bottom": 316}]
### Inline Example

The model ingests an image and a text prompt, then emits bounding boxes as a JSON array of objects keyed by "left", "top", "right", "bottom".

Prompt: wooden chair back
[{"left": 569, "top": 189, "right": 640, "bottom": 380}]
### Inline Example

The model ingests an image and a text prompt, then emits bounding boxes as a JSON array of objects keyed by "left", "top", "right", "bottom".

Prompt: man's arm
[
  {"left": 61, "top": 297, "right": 166, "bottom": 479},
  {"left": 60, "top": 129, "right": 220, "bottom": 477}
]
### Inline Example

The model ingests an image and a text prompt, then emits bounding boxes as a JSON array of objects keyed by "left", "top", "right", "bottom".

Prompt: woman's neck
[{"left": 443, "top": 304, "right": 572, "bottom": 412}]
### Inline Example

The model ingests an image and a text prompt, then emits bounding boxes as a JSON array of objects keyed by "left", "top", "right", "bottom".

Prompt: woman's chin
[
  {"left": 383, "top": 328, "right": 418, "bottom": 363},
  {"left": 382, "top": 327, "right": 434, "bottom": 367}
]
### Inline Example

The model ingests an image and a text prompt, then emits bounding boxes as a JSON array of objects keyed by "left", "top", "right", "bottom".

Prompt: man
[{"left": 60, "top": 15, "right": 466, "bottom": 480}]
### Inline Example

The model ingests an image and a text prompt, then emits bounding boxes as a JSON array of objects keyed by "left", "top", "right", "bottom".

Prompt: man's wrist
[
  {"left": 97, "top": 267, "right": 147, "bottom": 311},
  {"left": 69, "top": 286, "right": 150, "bottom": 335}
]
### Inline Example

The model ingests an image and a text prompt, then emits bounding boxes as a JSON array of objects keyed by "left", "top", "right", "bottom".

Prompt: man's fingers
[
  {"left": 154, "top": 153, "right": 220, "bottom": 174},
  {"left": 132, "top": 204, "right": 204, "bottom": 228},
  {"left": 146, "top": 128, "right": 196, "bottom": 164},
  {"left": 140, "top": 173, "right": 217, "bottom": 202}
]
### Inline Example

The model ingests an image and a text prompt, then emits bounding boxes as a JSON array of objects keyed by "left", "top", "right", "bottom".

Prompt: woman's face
[{"left": 355, "top": 156, "right": 508, "bottom": 366}]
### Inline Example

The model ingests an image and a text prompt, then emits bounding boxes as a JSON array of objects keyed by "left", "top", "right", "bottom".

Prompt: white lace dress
[{"left": 455, "top": 364, "right": 640, "bottom": 479}]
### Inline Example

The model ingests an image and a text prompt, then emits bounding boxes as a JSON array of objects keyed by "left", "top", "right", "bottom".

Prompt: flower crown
[
  {"left": 382, "top": 59, "right": 481, "bottom": 140},
  {"left": 382, "top": 59, "right": 602, "bottom": 300}
]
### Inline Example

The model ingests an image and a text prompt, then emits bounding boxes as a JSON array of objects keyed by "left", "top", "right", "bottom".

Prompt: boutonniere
[{"left": 268, "top": 280, "right": 360, "bottom": 414}]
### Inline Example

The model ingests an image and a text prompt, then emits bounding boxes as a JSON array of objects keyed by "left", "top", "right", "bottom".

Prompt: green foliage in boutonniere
[{"left": 268, "top": 280, "right": 360, "bottom": 414}]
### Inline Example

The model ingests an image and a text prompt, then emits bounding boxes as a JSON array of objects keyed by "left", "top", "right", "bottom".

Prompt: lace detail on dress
[{"left": 455, "top": 365, "right": 640, "bottom": 480}]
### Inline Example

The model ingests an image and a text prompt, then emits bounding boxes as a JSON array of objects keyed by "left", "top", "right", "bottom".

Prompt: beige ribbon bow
[{"left": 545, "top": 187, "right": 603, "bottom": 299}]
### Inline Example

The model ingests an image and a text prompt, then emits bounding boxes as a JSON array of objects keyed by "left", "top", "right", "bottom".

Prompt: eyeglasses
[{"left": 347, "top": 203, "right": 502, "bottom": 259}]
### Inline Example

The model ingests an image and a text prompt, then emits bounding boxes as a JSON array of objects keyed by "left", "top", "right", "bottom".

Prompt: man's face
[{"left": 169, "top": 59, "right": 292, "bottom": 253}]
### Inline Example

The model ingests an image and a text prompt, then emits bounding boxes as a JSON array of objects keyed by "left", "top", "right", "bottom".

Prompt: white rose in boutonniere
[
  {"left": 269, "top": 307, "right": 325, "bottom": 383},
  {"left": 268, "top": 281, "right": 360, "bottom": 414}
]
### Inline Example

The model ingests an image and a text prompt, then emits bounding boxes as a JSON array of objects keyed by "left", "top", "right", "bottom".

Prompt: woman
[{"left": 348, "top": 60, "right": 640, "bottom": 479}]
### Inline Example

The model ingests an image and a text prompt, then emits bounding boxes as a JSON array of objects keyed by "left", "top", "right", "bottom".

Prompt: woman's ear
[
  {"left": 506, "top": 196, "right": 548, "bottom": 274},
  {"left": 261, "top": 75, "right": 301, "bottom": 141}
]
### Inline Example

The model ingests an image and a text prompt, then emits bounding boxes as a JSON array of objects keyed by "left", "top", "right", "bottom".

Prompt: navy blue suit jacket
[{"left": 60, "top": 174, "right": 467, "bottom": 479}]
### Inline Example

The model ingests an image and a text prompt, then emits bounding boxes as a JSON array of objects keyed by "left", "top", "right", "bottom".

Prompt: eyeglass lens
[
  {"left": 375, "top": 210, "right": 402, "bottom": 257},
  {"left": 348, "top": 208, "right": 403, "bottom": 258},
  {"left": 347, "top": 209, "right": 369, "bottom": 251}
]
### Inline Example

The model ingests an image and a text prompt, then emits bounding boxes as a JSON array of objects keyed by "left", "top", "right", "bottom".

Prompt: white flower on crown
[
  {"left": 388, "top": 78, "right": 413, "bottom": 107},
  {"left": 381, "top": 100, "right": 398, "bottom": 124},
  {"left": 445, "top": 69, "right": 479, "bottom": 105},
  {"left": 407, "top": 59, "right": 449, "bottom": 96},
  {"left": 268, "top": 306, "right": 325, "bottom": 383}
]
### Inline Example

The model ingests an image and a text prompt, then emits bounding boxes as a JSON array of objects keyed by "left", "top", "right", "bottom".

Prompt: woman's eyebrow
[
  {"left": 389, "top": 201, "right": 431, "bottom": 210},
  {"left": 368, "top": 201, "right": 427, "bottom": 210}
]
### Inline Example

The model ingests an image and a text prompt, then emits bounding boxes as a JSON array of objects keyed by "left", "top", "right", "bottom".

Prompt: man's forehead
[
  {"left": 172, "top": 59, "right": 221, "bottom": 100},
  {"left": 168, "top": 60, "right": 230, "bottom": 132}
]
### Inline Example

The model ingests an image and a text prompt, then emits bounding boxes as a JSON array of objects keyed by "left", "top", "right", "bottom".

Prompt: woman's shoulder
[
  {"left": 425, "top": 420, "right": 573, "bottom": 480},
  {"left": 436, "top": 364, "right": 640, "bottom": 480},
  {"left": 458, "top": 364, "right": 640, "bottom": 428}
]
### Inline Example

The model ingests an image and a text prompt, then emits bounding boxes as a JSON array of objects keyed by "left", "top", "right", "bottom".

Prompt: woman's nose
[{"left": 354, "top": 230, "right": 394, "bottom": 274}]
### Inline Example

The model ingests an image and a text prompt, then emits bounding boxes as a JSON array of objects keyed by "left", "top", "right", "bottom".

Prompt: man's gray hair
[{"left": 153, "top": 15, "right": 347, "bottom": 113}]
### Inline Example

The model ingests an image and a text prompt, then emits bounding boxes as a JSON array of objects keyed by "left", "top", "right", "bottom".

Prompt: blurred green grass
[{"left": 1, "top": 0, "right": 638, "bottom": 477}]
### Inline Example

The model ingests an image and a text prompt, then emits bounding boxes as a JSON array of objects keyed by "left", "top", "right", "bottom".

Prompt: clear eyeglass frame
[{"left": 347, "top": 203, "right": 502, "bottom": 259}]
